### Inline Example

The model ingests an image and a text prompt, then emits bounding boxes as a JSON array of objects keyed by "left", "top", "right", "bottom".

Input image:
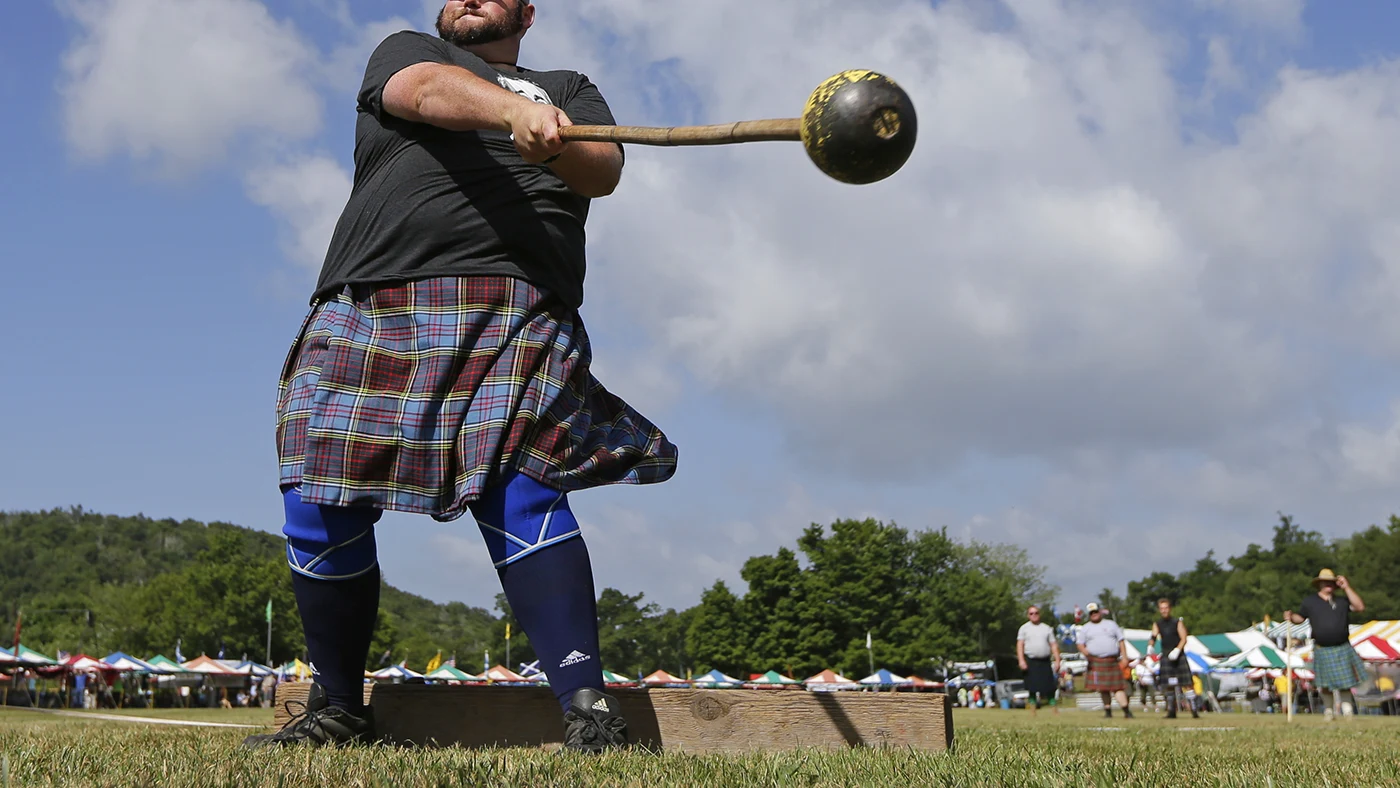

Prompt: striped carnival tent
[
  {"left": 481, "top": 665, "right": 530, "bottom": 683},
  {"left": 276, "top": 659, "right": 313, "bottom": 680},
  {"left": 1352, "top": 635, "right": 1400, "bottom": 662},
  {"left": 64, "top": 654, "right": 115, "bottom": 672},
  {"left": 1350, "top": 620, "right": 1400, "bottom": 645},
  {"left": 642, "top": 670, "right": 690, "bottom": 687},
  {"left": 102, "top": 652, "right": 158, "bottom": 673},
  {"left": 228, "top": 660, "right": 276, "bottom": 676},
  {"left": 691, "top": 669, "right": 743, "bottom": 687},
  {"left": 1217, "top": 645, "right": 1306, "bottom": 671},
  {"left": 1147, "top": 651, "right": 1218, "bottom": 675},
  {"left": 183, "top": 655, "right": 243, "bottom": 674},
  {"left": 601, "top": 669, "right": 637, "bottom": 686},
  {"left": 145, "top": 655, "right": 193, "bottom": 674},
  {"left": 747, "top": 670, "right": 802, "bottom": 687},
  {"left": 859, "top": 669, "right": 913, "bottom": 687},
  {"left": 5, "top": 646, "right": 57, "bottom": 665},
  {"left": 1247, "top": 667, "right": 1315, "bottom": 681},
  {"left": 371, "top": 664, "right": 423, "bottom": 681},
  {"left": 425, "top": 664, "right": 479, "bottom": 682},
  {"left": 804, "top": 669, "right": 859, "bottom": 691}
]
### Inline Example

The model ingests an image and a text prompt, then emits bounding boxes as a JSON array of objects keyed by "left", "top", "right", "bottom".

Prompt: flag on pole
[
  {"left": 505, "top": 622, "right": 511, "bottom": 640},
  {"left": 866, "top": 631, "right": 872, "bottom": 649},
  {"left": 266, "top": 599, "right": 273, "bottom": 623},
  {"left": 425, "top": 650, "right": 443, "bottom": 674}
]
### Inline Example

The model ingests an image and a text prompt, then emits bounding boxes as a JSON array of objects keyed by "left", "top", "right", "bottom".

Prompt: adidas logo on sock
[
  {"left": 591, "top": 698, "right": 610, "bottom": 713},
  {"left": 559, "top": 650, "right": 592, "bottom": 667}
]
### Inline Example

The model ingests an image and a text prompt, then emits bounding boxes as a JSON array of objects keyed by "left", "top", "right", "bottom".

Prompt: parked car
[{"left": 996, "top": 679, "right": 1029, "bottom": 708}]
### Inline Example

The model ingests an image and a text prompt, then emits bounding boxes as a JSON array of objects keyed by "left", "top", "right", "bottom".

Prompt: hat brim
[{"left": 1311, "top": 576, "right": 1336, "bottom": 586}]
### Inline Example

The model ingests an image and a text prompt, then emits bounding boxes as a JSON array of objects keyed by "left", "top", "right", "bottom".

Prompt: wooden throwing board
[{"left": 272, "top": 683, "right": 952, "bottom": 754}]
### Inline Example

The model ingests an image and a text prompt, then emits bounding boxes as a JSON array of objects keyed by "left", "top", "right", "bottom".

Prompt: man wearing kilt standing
[
  {"left": 1148, "top": 598, "right": 1198, "bottom": 719},
  {"left": 1284, "top": 569, "right": 1367, "bottom": 720},
  {"left": 1076, "top": 603, "right": 1134, "bottom": 718},
  {"left": 243, "top": 0, "right": 677, "bottom": 751},
  {"left": 1016, "top": 605, "right": 1061, "bottom": 715}
]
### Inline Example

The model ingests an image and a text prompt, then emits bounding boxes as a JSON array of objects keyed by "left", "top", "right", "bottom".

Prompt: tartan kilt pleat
[
  {"left": 1084, "top": 656, "right": 1126, "bottom": 693},
  {"left": 275, "top": 276, "right": 678, "bottom": 520},
  {"left": 1312, "top": 643, "right": 1367, "bottom": 690}
]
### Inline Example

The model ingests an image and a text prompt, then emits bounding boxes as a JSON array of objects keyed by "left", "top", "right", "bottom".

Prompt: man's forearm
[
  {"left": 386, "top": 62, "right": 529, "bottom": 132},
  {"left": 547, "top": 141, "right": 623, "bottom": 198},
  {"left": 1346, "top": 587, "right": 1365, "bottom": 611}
]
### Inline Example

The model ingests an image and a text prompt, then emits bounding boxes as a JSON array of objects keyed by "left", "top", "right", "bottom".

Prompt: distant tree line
[
  {"left": 3, "top": 508, "right": 1396, "bottom": 679},
  {"left": 1087, "top": 514, "right": 1400, "bottom": 633}
]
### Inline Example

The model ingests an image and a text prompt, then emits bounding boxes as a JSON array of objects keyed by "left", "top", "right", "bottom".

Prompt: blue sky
[{"left": 5, "top": 0, "right": 1400, "bottom": 617}]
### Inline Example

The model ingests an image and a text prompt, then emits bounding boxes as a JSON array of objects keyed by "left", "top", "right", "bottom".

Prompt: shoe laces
[{"left": 269, "top": 698, "right": 331, "bottom": 743}]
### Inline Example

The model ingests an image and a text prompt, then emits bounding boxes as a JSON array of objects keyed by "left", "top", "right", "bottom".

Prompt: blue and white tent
[
  {"left": 859, "top": 669, "right": 912, "bottom": 686},
  {"left": 231, "top": 660, "right": 277, "bottom": 677},
  {"left": 371, "top": 664, "right": 423, "bottom": 681},
  {"left": 691, "top": 669, "right": 743, "bottom": 687},
  {"left": 102, "top": 652, "right": 159, "bottom": 673}
]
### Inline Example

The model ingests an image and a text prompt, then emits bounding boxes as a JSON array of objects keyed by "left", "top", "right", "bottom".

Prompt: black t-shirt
[
  {"left": 1156, "top": 616, "right": 1183, "bottom": 655},
  {"left": 312, "top": 30, "right": 621, "bottom": 309},
  {"left": 1299, "top": 593, "right": 1351, "bottom": 647}
]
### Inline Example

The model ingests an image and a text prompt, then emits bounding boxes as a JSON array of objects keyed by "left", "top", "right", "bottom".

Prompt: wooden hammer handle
[{"left": 560, "top": 118, "right": 801, "bottom": 146}]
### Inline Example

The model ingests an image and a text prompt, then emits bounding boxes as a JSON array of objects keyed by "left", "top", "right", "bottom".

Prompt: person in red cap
[{"left": 1075, "top": 603, "right": 1134, "bottom": 718}]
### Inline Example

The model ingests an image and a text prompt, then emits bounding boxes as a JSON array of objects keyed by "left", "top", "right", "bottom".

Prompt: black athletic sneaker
[
  {"left": 1123, "top": 708, "right": 1134, "bottom": 719},
  {"left": 562, "top": 688, "right": 629, "bottom": 753},
  {"left": 1104, "top": 708, "right": 1112, "bottom": 718},
  {"left": 240, "top": 683, "right": 374, "bottom": 749}
]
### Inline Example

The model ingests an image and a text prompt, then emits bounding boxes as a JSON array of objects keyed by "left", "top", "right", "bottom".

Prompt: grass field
[{"left": 2, "top": 706, "right": 1397, "bottom": 787}]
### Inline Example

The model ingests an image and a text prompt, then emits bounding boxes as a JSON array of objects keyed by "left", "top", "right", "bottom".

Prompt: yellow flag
[
  {"left": 505, "top": 622, "right": 511, "bottom": 640},
  {"left": 425, "top": 650, "right": 442, "bottom": 674}
]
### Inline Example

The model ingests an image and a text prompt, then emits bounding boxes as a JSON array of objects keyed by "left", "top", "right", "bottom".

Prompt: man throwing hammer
[
  {"left": 1076, "top": 603, "right": 1134, "bottom": 719},
  {"left": 243, "top": 0, "right": 677, "bottom": 752},
  {"left": 1283, "top": 569, "right": 1367, "bottom": 720}
]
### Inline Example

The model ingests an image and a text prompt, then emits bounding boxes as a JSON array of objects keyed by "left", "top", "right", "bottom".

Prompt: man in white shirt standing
[
  {"left": 1016, "top": 605, "right": 1061, "bottom": 715},
  {"left": 1076, "top": 602, "right": 1134, "bottom": 719}
]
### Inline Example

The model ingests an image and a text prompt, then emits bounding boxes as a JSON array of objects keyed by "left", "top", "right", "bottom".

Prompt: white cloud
[
  {"left": 58, "top": 0, "right": 323, "bottom": 173},
  {"left": 244, "top": 155, "right": 352, "bottom": 270},
  {"left": 53, "top": 0, "right": 1400, "bottom": 610},
  {"left": 1191, "top": 0, "right": 1305, "bottom": 36}
]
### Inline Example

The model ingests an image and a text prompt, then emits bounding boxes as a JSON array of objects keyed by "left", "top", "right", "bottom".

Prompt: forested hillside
[{"left": 5, "top": 507, "right": 1396, "bottom": 680}]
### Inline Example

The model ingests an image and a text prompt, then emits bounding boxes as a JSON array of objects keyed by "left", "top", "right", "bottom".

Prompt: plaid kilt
[
  {"left": 1024, "top": 658, "right": 1057, "bottom": 699},
  {"left": 1312, "top": 643, "right": 1367, "bottom": 690},
  {"left": 1084, "top": 656, "right": 1125, "bottom": 693},
  {"left": 1158, "top": 654, "right": 1193, "bottom": 689},
  {"left": 276, "top": 276, "right": 678, "bottom": 520}
]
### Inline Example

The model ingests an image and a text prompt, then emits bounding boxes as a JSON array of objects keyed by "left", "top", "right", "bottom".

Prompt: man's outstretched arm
[{"left": 383, "top": 63, "right": 622, "bottom": 197}]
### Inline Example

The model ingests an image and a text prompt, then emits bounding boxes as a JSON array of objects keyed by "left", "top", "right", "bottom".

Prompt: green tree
[{"left": 686, "top": 581, "right": 749, "bottom": 677}]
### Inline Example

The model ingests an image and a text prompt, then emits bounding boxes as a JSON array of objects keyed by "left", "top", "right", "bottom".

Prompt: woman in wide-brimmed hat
[{"left": 1283, "top": 569, "right": 1367, "bottom": 719}]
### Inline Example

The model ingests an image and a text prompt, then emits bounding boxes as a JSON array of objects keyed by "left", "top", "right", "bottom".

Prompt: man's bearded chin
[{"left": 437, "top": 4, "right": 525, "bottom": 47}]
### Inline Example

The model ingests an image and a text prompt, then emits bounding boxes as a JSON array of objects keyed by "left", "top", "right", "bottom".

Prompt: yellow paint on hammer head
[{"left": 798, "top": 69, "right": 917, "bottom": 185}]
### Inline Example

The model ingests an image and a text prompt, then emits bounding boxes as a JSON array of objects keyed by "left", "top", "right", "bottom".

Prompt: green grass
[{"left": 1, "top": 707, "right": 1397, "bottom": 787}]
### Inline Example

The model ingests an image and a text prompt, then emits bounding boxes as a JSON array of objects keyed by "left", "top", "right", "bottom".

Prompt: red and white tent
[
  {"left": 642, "top": 669, "right": 689, "bottom": 687},
  {"left": 1352, "top": 635, "right": 1400, "bottom": 662},
  {"left": 182, "top": 655, "right": 244, "bottom": 674},
  {"left": 803, "top": 670, "right": 858, "bottom": 691},
  {"left": 481, "top": 665, "right": 529, "bottom": 683}
]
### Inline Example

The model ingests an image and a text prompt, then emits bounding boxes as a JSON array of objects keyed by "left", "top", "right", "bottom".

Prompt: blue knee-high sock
[
  {"left": 282, "top": 486, "right": 382, "bottom": 715},
  {"left": 498, "top": 537, "right": 605, "bottom": 712},
  {"left": 291, "top": 569, "right": 380, "bottom": 714}
]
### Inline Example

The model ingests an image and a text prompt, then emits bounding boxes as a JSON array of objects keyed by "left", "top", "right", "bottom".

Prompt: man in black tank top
[{"left": 1149, "top": 598, "right": 1199, "bottom": 719}]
